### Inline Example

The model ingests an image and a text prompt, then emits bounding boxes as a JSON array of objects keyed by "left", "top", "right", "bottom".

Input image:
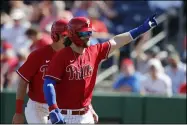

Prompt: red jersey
[
  {"left": 46, "top": 41, "right": 111, "bottom": 109},
  {"left": 16, "top": 45, "right": 56, "bottom": 103},
  {"left": 1, "top": 41, "right": 18, "bottom": 73}
]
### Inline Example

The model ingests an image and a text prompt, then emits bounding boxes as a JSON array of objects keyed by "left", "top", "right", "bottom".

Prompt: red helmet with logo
[
  {"left": 67, "top": 17, "right": 94, "bottom": 47},
  {"left": 51, "top": 19, "right": 69, "bottom": 42}
]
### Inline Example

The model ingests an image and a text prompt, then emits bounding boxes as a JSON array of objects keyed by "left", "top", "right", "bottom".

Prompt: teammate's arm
[
  {"left": 12, "top": 79, "right": 28, "bottom": 124},
  {"left": 109, "top": 14, "right": 158, "bottom": 54},
  {"left": 43, "top": 77, "right": 65, "bottom": 124}
]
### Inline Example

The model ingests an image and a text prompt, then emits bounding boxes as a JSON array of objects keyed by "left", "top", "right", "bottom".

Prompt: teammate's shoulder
[
  {"left": 58, "top": 46, "right": 71, "bottom": 53},
  {"left": 29, "top": 45, "right": 51, "bottom": 56}
]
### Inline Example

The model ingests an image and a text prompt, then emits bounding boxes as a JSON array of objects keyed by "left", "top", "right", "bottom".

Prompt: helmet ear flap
[
  {"left": 52, "top": 33, "right": 59, "bottom": 42},
  {"left": 56, "top": 33, "right": 60, "bottom": 41}
]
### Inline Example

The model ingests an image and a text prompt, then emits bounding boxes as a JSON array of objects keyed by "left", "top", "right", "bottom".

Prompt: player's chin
[{"left": 82, "top": 43, "right": 89, "bottom": 48}]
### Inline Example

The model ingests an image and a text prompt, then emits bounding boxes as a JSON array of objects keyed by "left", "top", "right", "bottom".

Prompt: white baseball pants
[
  {"left": 47, "top": 108, "right": 95, "bottom": 124},
  {"left": 25, "top": 99, "right": 95, "bottom": 124},
  {"left": 25, "top": 99, "right": 49, "bottom": 123}
]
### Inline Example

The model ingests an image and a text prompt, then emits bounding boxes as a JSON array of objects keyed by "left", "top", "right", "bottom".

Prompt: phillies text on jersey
[{"left": 45, "top": 41, "right": 111, "bottom": 109}]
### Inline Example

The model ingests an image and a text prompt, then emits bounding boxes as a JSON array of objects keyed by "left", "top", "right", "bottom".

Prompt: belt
[
  {"left": 47, "top": 110, "right": 88, "bottom": 120},
  {"left": 48, "top": 107, "right": 89, "bottom": 119},
  {"left": 61, "top": 109, "right": 88, "bottom": 115},
  {"left": 61, "top": 106, "right": 89, "bottom": 115}
]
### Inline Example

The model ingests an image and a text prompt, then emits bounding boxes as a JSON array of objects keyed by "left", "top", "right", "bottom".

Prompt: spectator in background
[
  {"left": 165, "top": 44, "right": 177, "bottom": 54},
  {"left": 181, "top": 35, "right": 186, "bottom": 63},
  {"left": 136, "top": 46, "right": 161, "bottom": 74},
  {"left": 113, "top": 58, "right": 142, "bottom": 93},
  {"left": 87, "top": 7, "right": 114, "bottom": 41},
  {"left": 1, "top": 9, "right": 31, "bottom": 52},
  {"left": 178, "top": 82, "right": 186, "bottom": 94},
  {"left": 165, "top": 52, "right": 186, "bottom": 94},
  {"left": 1, "top": 12, "right": 12, "bottom": 28},
  {"left": 44, "top": 10, "right": 73, "bottom": 34},
  {"left": 148, "top": 1, "right": 183, "bottom": 13},
  {"left": 160, "top": 44, "right": 177, "bottom": 67},
  {"left": 140, "top": 58, "right": 172, "bottom": 97},
  {"left": 16, "top": 48, "right": 30, "bottom": 68},
  {"left": 1, "top": 41, "right": 18, "bottom": 73},
  {"left": 9, "top": 1, "right": 32, "bottom": 20},
  {"left": 54, "top": 1, "right": 73, "bottom": 21},
  {"left": 1, "top": 40, "right": 19, "bottom": 90},
  {"left": 72, "top": 1, "right": 93, "bottom": 17},
  {"left": 39, "top": 1, "right": 59, "bottom": 31},
  {"left": 7, "top": 48, "right": 30, "bottom": 91},
  {"left": 94, "top": 1, "right": 118, "bottom": 34},
  {"left": 58, "top": 10, "right": 73, "bottom": 22},
  {"left": 86, "top": 6, "right": 113, "bottom": 45},
  {"left": 25, "top": 26, "right": 52, "bottom": 51},
  {"left": 29, "top": 1, "right": 44, "bottom": 25},
  {"left": 39, "top": 1, "right": 72, "bottom": 32}
]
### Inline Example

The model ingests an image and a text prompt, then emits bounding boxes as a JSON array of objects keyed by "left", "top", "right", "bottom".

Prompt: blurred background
[{"left": 0, "top": 0, "right": 186, "bottom": 124}]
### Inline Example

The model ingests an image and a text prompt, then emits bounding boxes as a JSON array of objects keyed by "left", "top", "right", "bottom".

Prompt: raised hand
[{"left": 146, "top": 14, "right": 158, "bottom": 28}]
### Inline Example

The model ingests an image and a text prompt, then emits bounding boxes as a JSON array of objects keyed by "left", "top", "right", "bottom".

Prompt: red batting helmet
[
  {"left": 51, "top": 19, "right": 69, "bottom": 42},
  {"left": 67, "top": 17, "right": 94, "bottom": 47}
]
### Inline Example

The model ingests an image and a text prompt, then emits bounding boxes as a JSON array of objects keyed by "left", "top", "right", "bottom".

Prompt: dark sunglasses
[{"left": 77, "top": 31, "right": 92, "bottom": 37}]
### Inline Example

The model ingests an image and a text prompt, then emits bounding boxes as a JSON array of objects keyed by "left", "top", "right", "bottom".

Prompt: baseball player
[
  {"left": 43, "top": 14, "right": 158, "bottom": 124},
  {"left": 12, "top": 19, "right": 69, "bottom": 124}
]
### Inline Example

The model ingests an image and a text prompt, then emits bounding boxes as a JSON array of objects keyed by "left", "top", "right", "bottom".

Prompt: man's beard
[{"left": 82, "top": 40, "right": 90, "bottom": 48}]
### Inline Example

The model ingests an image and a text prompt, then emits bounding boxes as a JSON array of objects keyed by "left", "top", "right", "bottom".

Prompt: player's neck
[
  {"left": 51, "top": 42, "right": 65, "bottom": 51},
  {"left": 70, "top": 43, "right": 85, "bottom": 54}
]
